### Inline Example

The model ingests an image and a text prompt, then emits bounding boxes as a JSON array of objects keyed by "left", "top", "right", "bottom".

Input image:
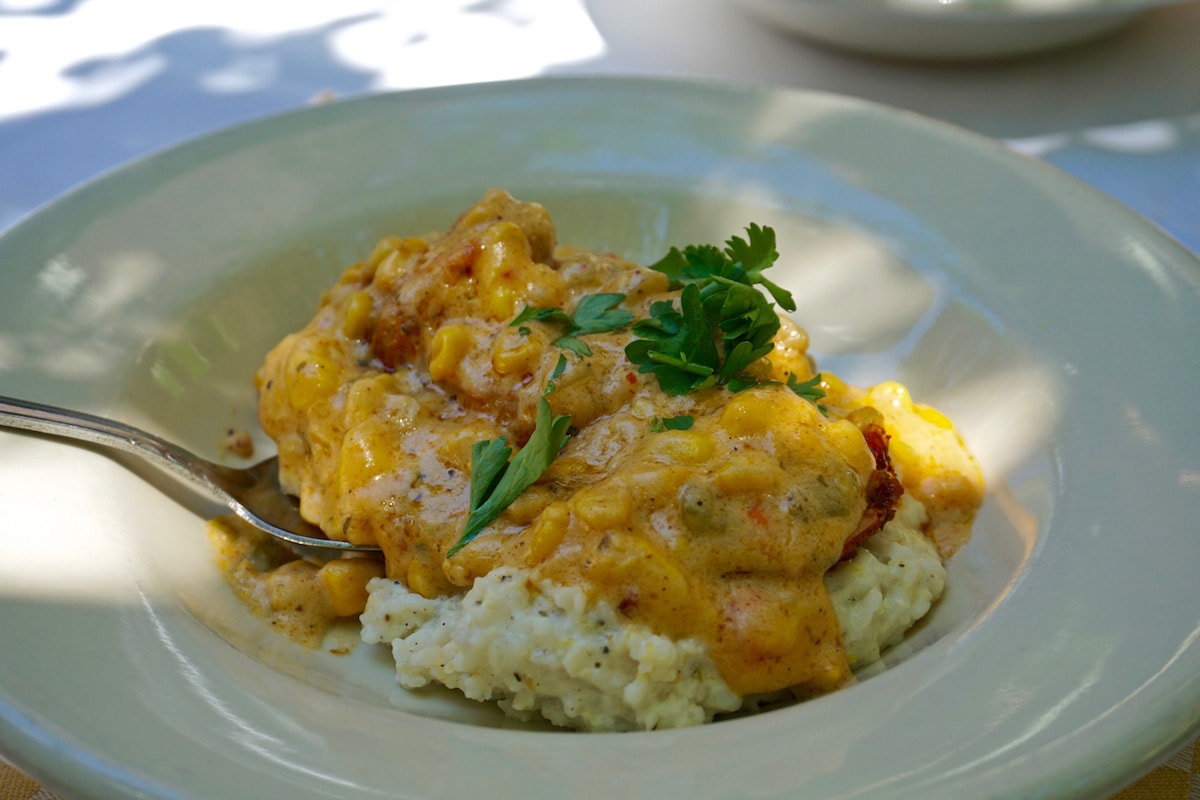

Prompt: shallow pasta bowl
[
  {"left": 730, "top": 0, "right": 1193, "bottom": 58},
  {"left": 1, "top": 76, "right": 1199, "bottom": 800}
]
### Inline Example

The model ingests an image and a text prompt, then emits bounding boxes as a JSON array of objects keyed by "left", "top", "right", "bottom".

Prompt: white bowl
[
  {"left": 731, "top": 0, "right": 1185, "bottom": 59},
  {"left": 1, "top": 77, "right": 1199, "bottom": 800}
]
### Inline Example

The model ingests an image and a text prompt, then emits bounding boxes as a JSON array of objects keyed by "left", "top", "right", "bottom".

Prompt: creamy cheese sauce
[{"left": 250, "top": 189, "right": 984, "bottom": 697}]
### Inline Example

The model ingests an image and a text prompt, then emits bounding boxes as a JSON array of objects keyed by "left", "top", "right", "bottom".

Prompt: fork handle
[
  {"left": 0, "top": 394, "right": 381, "bottom": 558},
  {"left": 0, "top": 394, "right": 211, "bottom": 491}
]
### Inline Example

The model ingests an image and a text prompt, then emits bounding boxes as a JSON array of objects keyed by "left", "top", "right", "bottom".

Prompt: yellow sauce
[{"left": 252, "top": 189, "right": 984, "bottom": 695}]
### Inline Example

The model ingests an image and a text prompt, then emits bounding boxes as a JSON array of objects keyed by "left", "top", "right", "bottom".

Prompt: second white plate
[{"left": 731, "top": 0, "right": 1183, "bottom": 58}]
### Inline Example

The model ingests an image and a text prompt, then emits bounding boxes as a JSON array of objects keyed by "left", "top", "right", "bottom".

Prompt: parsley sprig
[
  {"left": 448, "top": 382, "right": 572, "bottom": 557},
  {"left": 511, "top": 292, "right": 633, "bottom": 358},
  {"left": 449, "top": 224, "right": 813, "bottom": 557},
  {"left": 625, "top": 224, "right": 796, "bottom": 396}
]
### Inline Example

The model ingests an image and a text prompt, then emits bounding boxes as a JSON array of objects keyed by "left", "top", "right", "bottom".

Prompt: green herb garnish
[
  {"left": 451, "top": 225, "right": 804, "bottom": 557},
  {"left": 625, "top": 224, "right": 795, "bottom": 396},
  {"left": 649, "top": 223, "right": 794, "bottom": 311},
  {"left": 786, "top": 372, "right": 826, "bottom": 404},
  {"left": 448, "top": 390, "right": 572, "bottom": 557},
  {"left": 511, "top": 292, "right": 633, "bottom": 358},
  {"left": 545, "top": 353, "right": 568, "bottom": 394},
  {"left": 651, "top": 414, "right": 695, "bottom": 432}
]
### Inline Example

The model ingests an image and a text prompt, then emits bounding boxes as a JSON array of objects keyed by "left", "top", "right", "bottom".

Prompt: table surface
[{"left": 0, "top": 1, "right": 1197, "bottom": 798}]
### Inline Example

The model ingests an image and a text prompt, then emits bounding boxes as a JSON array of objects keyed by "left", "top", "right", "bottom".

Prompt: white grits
[{"left": 360, "top": 494, "right": 945, "bottom": 731}]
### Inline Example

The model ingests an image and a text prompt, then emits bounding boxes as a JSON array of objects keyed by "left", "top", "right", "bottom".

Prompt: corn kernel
[
  {"left": 864, "top": 381, "right": 910, "bottom": 411},
  {"left": 476, "top": 222, "right": 530, "bottom": 320},
  {"left": 319, "top": 558, "right": 385, "bottom": 617},
  {"left": 622, "top": 465, "right": 691, "bottom": 510},
  {"left": 591, "top": 534, "right": 690, "bottom": 614},
  {"left": 373, "top": 250, "right": 403, "bottom": 285},
  {"left": 525, "top": 502, "right": 570, "bottom": 564},
  {"left": 341, "top": 291, "right": 373, "bottom": 340},
  {"left": 338, "top": 424, "right": 400, "bottom": 492},
  {"left": 823, "top": 419, "right": 876, "bottom": 474},
  {"left": 492, "top": 328, "right": 540, "bottom": 376},
  {"left": 405, "top": 558, "right": 443, "bottom": 599},
  {"left": 814, "top": 372, "right": 861, "bottom": 410},
  {"left": 525, "top": 266, "right": 563, "bottom": 308},
  {"left": 344, "top": 373, "right": 393, "bottom": 425},
  {"left": 286, "top": 347, "right": 340, "bottom": 411},
  {"left": 336, "top": 261, "right": 369, "bottom": 287},
  {"left": 435, "top": 420, "right": 501, "bottom": 472},
  {"left": 846, "top": 405, "right": 885, "bottom": 429},
  {"left": 366, "top": 236, "right": 405, "bottom": 270},
  {"left": 719, "top": 391, "right": 775, "bottom": 437},
  {"left": 505, "top": 485, "right": 554, "bottom": 524},
  {"left": 777, "top": 316, "right": 810, "bottom": 353},
  {"left": 715, "top": 451, "right": 784, "bottom": 493},
  {"left": 265, "top": 560, "right": 320, "bottom": 611},
  {"left": 428, "top": 323, "right": 475, "bottom": 383},
  {"left": 821, "top": 372, "right": 850, "bottom": 397},
  {"left": 916, "top": 403, "right": 954, "bottom": 429},
  {"left": 205, "top": 518, "right": 240, "bottom": 570},
  {"left": 476, "top": 222, "right": 564, "bottom": 320},
  {"left": 572, "top": 484, "right": 632, "bottom": 530},
  {"left": 344, "top": 375, "right": 420, "bottom": 431},
  {"left": 370, "top": 238, "right": 426, "bottom": 285},
  {"left": 648, "top": 430, "right": 716, "bottom": 465}
]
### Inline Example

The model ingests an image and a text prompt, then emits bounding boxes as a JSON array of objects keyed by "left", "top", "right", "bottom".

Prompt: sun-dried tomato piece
[{"left": 840, "top": 423, "right": 904, "bottom": 560}]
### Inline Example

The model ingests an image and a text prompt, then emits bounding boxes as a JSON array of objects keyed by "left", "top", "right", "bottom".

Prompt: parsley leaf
[
  {"left": 648, "top": 225, "right": 795, "bottom": 313},
  {"left": 626, "top": 287, "right": 718, "bottom": 395},
  {"left": 510, "top": 305, "right": 573, "bottom": 330},
  {"left": 554, "top": 337, "right": 592, "bottom": 359},
  {"left": 511, "top": 292, "right": 632, "bottom": 358},
  {"left": 626, "top": 224, "right": 794, "bottom": 396},
  {"left": 448, "top": 394, "right": 572, "bottom": 557},
  {"left": 786, "top": 372, "right": 826, "bottom": 404},
  {"left": 651, "top": 415, "right": 695, "bottom": 432},
  {"left": 545, "top": 353, "right": 568, "bottom": 394},
  {"left": 571, "top": 293, "right": 636, "bottom": 334},
  {"left": 724, "top": 224, "right": 795, "bottom": 312},
  {"left": 466, "top": 437, "right": 512, "bottom": 511}
]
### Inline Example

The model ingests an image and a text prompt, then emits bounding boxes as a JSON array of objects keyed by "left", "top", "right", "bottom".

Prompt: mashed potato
[
  {"left": 230, "top": 189, "right": 983, "bottom": 730},
  {"left": 361, "top": 495, "right": 943, "bottom": 731}
]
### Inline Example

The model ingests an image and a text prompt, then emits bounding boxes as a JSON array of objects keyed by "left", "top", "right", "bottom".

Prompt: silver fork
[{"left": 0, "top": 394, "right": 381, "bottom": 559}]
